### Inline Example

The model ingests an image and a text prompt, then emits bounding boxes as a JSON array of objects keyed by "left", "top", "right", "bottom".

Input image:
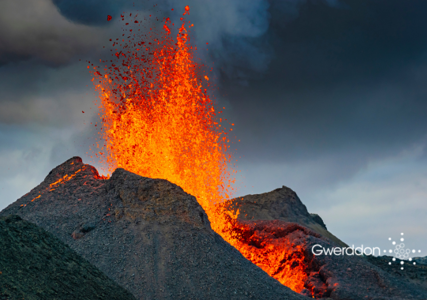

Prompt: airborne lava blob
[{"left": 89, "top": 7, "right": 308, "bottom": 296}]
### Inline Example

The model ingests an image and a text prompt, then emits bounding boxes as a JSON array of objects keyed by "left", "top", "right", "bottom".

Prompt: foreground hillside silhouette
[{"left": 0, "top": 214, "right": 136, "bottom": 300}]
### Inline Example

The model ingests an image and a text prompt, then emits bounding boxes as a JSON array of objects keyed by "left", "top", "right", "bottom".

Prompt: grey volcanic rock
[
  {"left": 414, "top": 256, "right": 427, "bottom": 265},
  {"left": 310, "top": 213, "right": 327, "bottom": 230},
  {"left": 0, "top": 214, "right": 136, "bottom": 300},
  {"left": 365, "top": 255, "right": 427, "bottom": 291},
  {"left": 0, "top": 157, "right": 305, "bottom": 300},
  {"left": 224, "top": 185, "right": 346, "bottom": 246}
]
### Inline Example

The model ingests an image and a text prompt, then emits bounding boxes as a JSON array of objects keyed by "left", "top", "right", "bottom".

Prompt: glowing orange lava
[
  {"left": 219, "top": 218, "right": 312, "bottom": 294},
  {"left": 89, "top": 7, "right": 308, "bottom": 296},
  {"left": 90, "top": 8, "right": 235, "bottom": 212}
]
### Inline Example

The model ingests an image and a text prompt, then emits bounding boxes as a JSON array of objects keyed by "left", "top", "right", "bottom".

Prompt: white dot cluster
[{"left": 387, "top": 233, "right": 421, "bottom": 270}]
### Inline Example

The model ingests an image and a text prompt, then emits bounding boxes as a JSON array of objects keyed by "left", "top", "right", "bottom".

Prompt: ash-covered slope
[
  {"left": 0, "top": 214, "right": 136, "bottom": 300},
  {"left": 366, "top": 255, "right": 427, "bottom": 291},
  {"left": 224, "top": 186, "right": 346, "bottom": 247},
  {"left": 0, "top": 157, "right": 305, "bottom": 300}
]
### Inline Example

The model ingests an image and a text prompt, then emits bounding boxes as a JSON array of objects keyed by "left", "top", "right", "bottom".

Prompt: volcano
[
  {"left": 0, "top": 157, "right": 305, "bottom": 300},
  {"left": 1, "top": 157, "right": 427, "bottom": 299}
]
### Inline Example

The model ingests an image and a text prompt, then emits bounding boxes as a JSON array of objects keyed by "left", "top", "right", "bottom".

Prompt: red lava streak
[{"left": 22, "top": 166, "right": 100, "bottom": 207}]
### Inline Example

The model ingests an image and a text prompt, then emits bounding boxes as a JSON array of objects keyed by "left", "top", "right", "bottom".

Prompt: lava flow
[{"left": 89, "top": 7, "right": 309, "bottom": 296}]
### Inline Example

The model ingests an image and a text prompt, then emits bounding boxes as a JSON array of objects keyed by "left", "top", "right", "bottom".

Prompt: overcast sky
[{"left": 1, "top": 0, "right": 427, "bottom": 256}]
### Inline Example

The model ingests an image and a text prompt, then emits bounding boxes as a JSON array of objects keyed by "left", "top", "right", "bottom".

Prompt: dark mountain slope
[{"left": 0, "top": 214, "right": 136, "bottom": 300}]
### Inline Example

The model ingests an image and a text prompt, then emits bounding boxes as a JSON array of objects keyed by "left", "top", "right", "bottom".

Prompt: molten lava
[
  {"left": 220, "top": 218, "right": 323, "bottom": 296},
  {"left": 90, "top": 9, "right": 235, "bottom": 211},
  {"left": 89, "top": 7, "right": 310, "bottom": 296}
]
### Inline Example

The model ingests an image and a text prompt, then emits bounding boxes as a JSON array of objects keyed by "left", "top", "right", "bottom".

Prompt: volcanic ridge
[{"left": 1, "top": 157, "right": 427, "bottom": 300}]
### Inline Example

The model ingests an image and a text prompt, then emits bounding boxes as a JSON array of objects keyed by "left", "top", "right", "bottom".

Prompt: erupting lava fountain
[{"left": 88, "top": 6, "right": 307, "bottom": 294}]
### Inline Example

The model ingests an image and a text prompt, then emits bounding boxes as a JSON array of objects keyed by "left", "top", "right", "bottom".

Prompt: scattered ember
[
  {"left": 89, "top": 6, "right": 309, "bottom": 296},
  {"left": 184, "top": 5, "right": 190, "bottom": 15},
  {"left": 107, "top": 15, "right": 112, "bottom": 21}
]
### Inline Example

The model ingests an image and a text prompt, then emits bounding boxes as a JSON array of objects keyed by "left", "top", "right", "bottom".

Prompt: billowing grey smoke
[{"left": 0, "top": 0, "right": 340, "bottom": 76}]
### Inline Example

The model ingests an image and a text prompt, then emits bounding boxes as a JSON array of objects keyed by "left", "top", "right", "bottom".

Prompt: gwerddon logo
[{"left": 311, "top": 232, "right": 422, "bottom": 270}]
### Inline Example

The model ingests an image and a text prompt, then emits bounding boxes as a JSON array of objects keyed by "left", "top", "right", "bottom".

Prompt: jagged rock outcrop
[
  {"left": 310, "top": 213, "right": 327, "bottom": 230},
  {"left": 0, "top": 214, "right": 136, "bottom": 300},
  {"left": 223, "top": 185, "right": 346, "bottom": 246},
  {"left": 0, "top": 157, "right": 305, "bottom": 300}
]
